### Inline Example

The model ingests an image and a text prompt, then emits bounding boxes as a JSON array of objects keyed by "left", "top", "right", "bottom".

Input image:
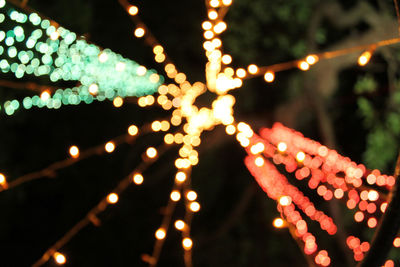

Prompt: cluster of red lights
[{"left": 243, "top": 122, "right": 399, "bottom": 265}]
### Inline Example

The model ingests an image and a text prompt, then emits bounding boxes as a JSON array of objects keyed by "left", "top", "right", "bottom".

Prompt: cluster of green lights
[{"left": 0, "top": 0, "right": 163, "bottom": 116}]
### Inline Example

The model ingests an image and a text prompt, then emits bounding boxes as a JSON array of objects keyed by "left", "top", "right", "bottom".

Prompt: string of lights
[
  {"left": 0, "top": 122, "right": 147, "bottom": 191},
  {"left": 32, "top": 141, "right": 174, "bottom": 267}
]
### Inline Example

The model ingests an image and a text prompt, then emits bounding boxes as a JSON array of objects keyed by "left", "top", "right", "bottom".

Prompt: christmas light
[
  {"left": 133, "top": 173, "right": 144, "bottom": 185},
  {"left": 175, "top": 220, "right": 185, "bottom": 230},
  {"left": 182, "top": 238, "right": 193, "bottom": 250},
  {"left": 155, "top": 228, "right": 166, "bottom": 240},
  {"left": 69, "top": 146, "right": 79, "bottom": 158},
  {"left": 107, "top": 193, "right": 119, "bottom": 204},
  {"left": 53, "top": 252, "right": 66, "bottom": 265}
]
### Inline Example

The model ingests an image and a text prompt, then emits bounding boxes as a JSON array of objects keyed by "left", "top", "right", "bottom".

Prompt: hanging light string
[
  {"left": 0, "top": 121, "right": 168, "bottom": 191},
  {"left": 31, "top": 141, "right": 175, "bottom": 267},
  {"left": 181, "top": 169, "right": 196, "bottom": 267},
  {"left": 117, "top": 0, "right": 190, "bottom": 87},
  {"left": 234, "top": 37, "right": 400, "bottom": 83}
]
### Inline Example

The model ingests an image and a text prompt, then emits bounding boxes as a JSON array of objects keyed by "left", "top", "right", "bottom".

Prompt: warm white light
[
  {"left": 105, "top": 142, "right": 115, "bottom": 153},
  {"left": 279, "top": 196, "right": 292, "bottom": 206},
  {"left": 133, "top": 173, "right": 144, "bottom": 185},
  {"left": 296, "top": 151, "right": 306, "bottom": 162},
  {"left": 69, "top": 145, "right": 79, "bottom": 158},
  {"left": 170, "top": 190, "right": 181, "bottom": 201},
  {"left": 53, "top": 252, "right": 66, "bottom": 265},
  {"left": 155, "top": 228, "right": 166, "bottom": 240},
  {"left": 186, "top": 191, "right": 197, "bottom": 201},
  {"left": 190, "top": 202, "right": 201, "bottom": 212},
  {"left": 88, "top": 83, "right": 99, "bottom": 95},
  {"left": 175, "top": 220, "right": 185, "bottom": 230},
  {"left": 146, "top": 147, "right": 157, "bottom": 158},
  {"left": 107, "top": 193, "right": 119, "bottom": 204},
  {"left": 182, "top": 238, "right": 193, "bottom": 250},
  {"left": 277, "top": 142, "right": 287, "bottom": 152},
  {"left": 134, "top": 27, "right": 145, "bottom": 38}
]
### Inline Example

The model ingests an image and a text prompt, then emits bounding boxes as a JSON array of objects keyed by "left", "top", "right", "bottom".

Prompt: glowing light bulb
[
  {"left": 236, "top": 68, "right": 246, "bottom": 78},
  {"left": 170, "top": 190, "right": 181, "bottom": 201},
  {"left": 155, "top": 228, "right": 166, "bottom": 240},
  {"left": 247, "top": 64, "right": 258, "bottom": 74},
  {"left": 255, "top": 156, "right": 264, "bottom": 167},
  {"left": 50, "top": 31, "right": 60, "bottom": 40},
  {"left": 88, "top": 83, "right": 98, "bottom": 95},
  {"left": 0, "top": 173, "right": 6, "bottom": 185},
  {"left": 225, "top": 124, "right": 236, "bottom": 135},
  {"left": 306, "top": 55, "right": 318, "bottom": 65},
  {"left": 53, "top": 252, "right": 66, "bottom": 265},
  {"left": 298, "top": 61, "right": 310, "bottom": 71},
  {"left": 113, "top": 97, "right": 123, "bottom": 108},
  {"left": 134, "top": 27, "right": 145, "bottom": 38},
  {"left": 128, "top": 5, "right": 138, "bottom": 15},
  {"left": 105, "top": 141, "right": 115, "bottom": 153},
  {"left": 264, "top": 71, "right": 275, "bottom": 83},
  {"left": 213, "top": 22, "right": 227, "bottom": 34},
  {"left": 221, "top": 54, "right": 232, "bottom": 65},
  {"left": 204, "top": 30, "right": 214, "bottom": 39},
  {"left": 358, "top": 51, "right": 372, "bottom": 66},
  {"left": 128, "top": 125, "right": 138, "bottom": 136},
  {"left": 393, "top": 237, "right": 400, "bottom": 247},
  {"left": 296, "top": 151, "right": 306, "bottom": 162},
  {"left": 273, "top": 218, "right": 285, "bottom": 228},
  {"left": 133, "top": 173, "right": 144, "bottom": 185},
  {"left": 176, "top": 172, "right": 187, "bottom": 183},
  {"left": 222, "top": 0, "right": 232, "bottom": 5},
  {"left": 210, "top": 0, "right": 220, "bottom": 8},
  {"left": 208, "top": 10, "right": 218, "bottom": 20},
  {"left": 182, "top": 238, "right": 193, "bottom": 250},
  {"left": 136, "top": 66, "right": 147, "bottom": 76},
  {"left": 190, "top": 202, "right": 201, "bottom": 212},
  {"left": 98, "top": 52, "right": 108, "bottom": 62},
  {"left": 107, "top": 193, "right": 119, "bottom": 204},
  {"left": 40, "top": 90, "right": 50, "bottom": 101},
  {"left": 175, "top": 220, "right": 185, "bottom": 230},
  {"left": 277, "top": 142, "right": 287, "bottom": 152},
  {"left": 202, "top": 21, "right": 212, "bottom": 30},
  {"left": 279, "top": 196, "right": 292, "bottom": 206},
  {"left": 69, "top": 145, "right": 79, "bottom": 158},
  {"left": 186, "top": 191, "right": 197, "bottom": 201},
  {"left": 146, "top": 147, "right": 157, "bottom": 158}
]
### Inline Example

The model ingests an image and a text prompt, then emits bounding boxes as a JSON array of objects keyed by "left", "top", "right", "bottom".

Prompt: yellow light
[
  {"left": 264, "top": 71, "right": 275, "bottom": 83},
  {"left": 175, "top": 220, "right": 185, "bottom": 230},
  {"left": 134, "top": 27, "right": 145, "bottom": 38},
  {"left": 202, "top": 21, "right": 213, "bottom": 30},
  {"left": 128, "top": 5, "right": 138, "bottom": 16},
  {"left": 105, "top": 142, "right": 115, "bottom": 153},
  {"left": 40, "top": 90, "right": 50, "bottom": 101},
  {"left": 298, "top": 61, "right": 310, "bottom": 71},
  {"left": 208, "top": 10, "right": 218, "bottom": 20},
  {"left": 136, "top": 66, "right": 147, "bottom": 76},
  {"left": 155, "top": 228, "right": 166, "bottom": 240},
  {"left": 222, "top": 0, "right": 232, "bottom": 5},
  {"left": 190, "top": 202, "right": 201, "bottom": 212},
  {"left": 0, "top": 173, "right": 6, "bottom": 185},
  {"left": 155, "top": 53, "right": 166, "bottom": 63},
  {"left": 236, "top": 68, "right": 246, "bottom": 78},
  {"left": 69, "top": 145, "right": 79, "bottom": 158},
  {"left": 50, "top": 31, "right": 60, "bottom": 40},
  {"left": 186, "top": 191, "right": 197, "bottom": 201},
  {"left": 273, "top": 218, "right": 285, "bottom": 228},
  {"left": 277, "top": 142, "right": 287, "bottom": 152},
  {"left": 113, "top": 96, "right": 123, "bottom": 108},
  {"left": 212, "top": 38, "right": 222, "bottom": 48},
  {"left": 160, "top": 121, "right": 170, "bottom": 131},
  {"left": 254, "top": 156, "right": 264, "bottom": 167},
  {"left": 358, "top": 51, "right": 372, "bottom": 66},
  {"left": 146, "top": 95, "right": 155, "bottom": 105},
  {"left": 204, "top": 30, "right": 214, "bottom": 40},
  {"left": 133, "top": 173, "right": 144, "bottom": 185},
  {"left": 128, "top": 125, "right": 138, "bottom": 136},
  {"left": 149, "top": 73, "right": 160, "bottom": 83},
  {"left": 164, "top": 133, "right": 175, "bottom": 144},
  {"left": 151, "top": 121, "right": 162, "bottom": 132},
  {"left": 107, "top": 193, "right": 119, "bottom": 204},
  {"left": 222, "top": 54, "right": 232, "bottom": 65},
  {"left": 176, "top": 172, "right": 187, "bottom": 183},
  {"left": 250, "top": 142, "right": 265, "bottom": 154},
  {"left": 296, "top": 151, "right": 306, "bottom": 162},
  {"left": 248, "top": 64, "right": 258, "bottom": 74},
  {"left": 53, "top": 252, "right": 66, "bottom": 265},
  {"left": 306, "top": 55, "right": 318, "bottom": 65},
  {"left": 153, "top": 45, "right": 164, "bottom": 54},
  {"left": 225, "top": 124, "right": 236, "bottom": 135},
  {"left": 279, "top": 196, "right": 292, "bottom": 206},
  {"left": 146, "top": 147, "right": 157, "bottom": 158},
  {"left": 210, "top": 0, "right": 220, "bottom": 7},
  {"left": 182, "top": 238, "right": 193, "bottom": 250},
  {"left": 368, "top": 190, "right": 379, "bottom": 201},
  {"left": 98, "top": 52, "right": 108, "bottom": 62},
  {"left": 213, "top": 21, "right": 227, "bottom": 34},
  {"left": 88, "top": 83, "right": 98, "bottom": 95},
  {"left": 170, "top": 190, "right": 181, "bottom": 201}
]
